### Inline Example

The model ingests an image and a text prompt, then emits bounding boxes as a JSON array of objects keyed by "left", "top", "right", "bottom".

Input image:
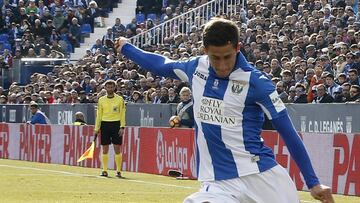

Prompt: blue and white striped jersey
[{"left": 122, "top": 44, "right": 319, "bottom": 188}]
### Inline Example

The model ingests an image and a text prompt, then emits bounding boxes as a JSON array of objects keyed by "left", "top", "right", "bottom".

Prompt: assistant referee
[{"left": 95, "top": 80, "right": 126, "bottom": 178}]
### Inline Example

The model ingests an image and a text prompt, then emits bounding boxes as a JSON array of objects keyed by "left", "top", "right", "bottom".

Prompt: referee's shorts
[{"left": 100, "top": 121, "right": 122, "bottom": 145}]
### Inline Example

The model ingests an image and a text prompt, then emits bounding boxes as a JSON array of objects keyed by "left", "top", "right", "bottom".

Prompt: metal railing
[{"left": 129, "top": 0, "right": 244, "bottom": 48}]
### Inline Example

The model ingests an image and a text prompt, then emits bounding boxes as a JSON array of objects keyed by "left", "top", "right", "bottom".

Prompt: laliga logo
[
  {"left": 156, "top": 130, "right": 165, "bottom": 173},
  {"left": 190, "top": 141, "right": 197, "bottom": 178}
]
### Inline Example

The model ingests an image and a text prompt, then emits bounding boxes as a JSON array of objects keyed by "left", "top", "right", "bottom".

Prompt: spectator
[
  {"left": 45, "top": 91, "right": 55, "bottom": 103},
  {"left": 69, "top": 17, "right": 81, "bottom": 47},
  {"left": 129, "top": 90, "right": 143, "bottom": 103},
  {"left": 102, "top": 26, "right": 115, "bottom": 45},
  {"left": 86, "top": 1, "right": 101, "bottom": 32},
  {"left": 0, "top": 95, "right": 7, "bottom": 104},
  {"left": 79, "top": 90, "right": 91, "bottom": 103},
  {"left": 312, "top": 84, "right": 334, "bottom": 103},
  {"left": 175, "top": 87, "right": 194, "bottom": 128},
  {"left": 167, "top": 87, "right": 180, "bottom": 103},
  {"left": 28, "top": 101, "right": 50, "bottom": 124},
  {"left": 307, "top": 64, "right": 324, "bottom": 102},
  {"left": 91, "top": 39, "right": 106, "bottom": 54},
  {"left": 343, "top": 52, "right": 356, "bottom": 74},
  {"left": 112, "top": 18, "right": 126, "bottom": 38},
  {"left": 348, "top": 85, "right": 360, "bottom": 102},
  {"left": 159, "top": 86, "right": 169, "bottom": 103},
  {"left": 53, "top": 8, "right": 65, "bottom": 31},
  {"left": 348, "top": 69, "right": 360, "bottom": 85},
  {"left": 276, "top": 81, "right": 289, "bottom": 103},
  {"left": 74, "top": 111, "right": 87, "bottom": 125},
  {"left": 325, "top": 73, "right": 340, "bottom": 98},
  {"left": 294, "top": 83, "right": 308, "bottom": 103},
  {"left": 281, "top": 70, "right": 295, "bottom": 92}
]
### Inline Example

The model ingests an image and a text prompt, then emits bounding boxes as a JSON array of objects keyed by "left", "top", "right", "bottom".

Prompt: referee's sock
[
  {"left": 102, "top": 153, "right": 109, "bottom": 172},
  {"left": 115, "top": 153, "right": 122, "bottom": 172}
]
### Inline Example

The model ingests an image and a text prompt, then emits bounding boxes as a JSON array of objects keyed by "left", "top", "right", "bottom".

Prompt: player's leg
[
  {"left": 110, "top": 122, "right": 123, "bottom": 178},
  {"left": 113, "top": 144, "right": 122, "bottom": 177},
  {"left": 237, "top": 165, "right": 299, "bottom": 203},
  {"left": 183, "top": 182, "right": 240, "bottom": 203},
  {"left": 100, "top": 122, "right": 111, "bottom": 177},
  {"left": 100, "top": 145, "right": 110, "bottom": 177}
]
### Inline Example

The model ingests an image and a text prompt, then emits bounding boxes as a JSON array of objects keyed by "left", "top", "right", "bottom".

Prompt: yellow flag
[{"left": 77, "top": 141, "right": 95, "bottom": 162}]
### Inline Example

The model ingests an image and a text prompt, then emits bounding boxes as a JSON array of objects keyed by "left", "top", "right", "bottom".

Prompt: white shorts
[{"left": 184, "top": 165, "right": 299, "bottom": 203}]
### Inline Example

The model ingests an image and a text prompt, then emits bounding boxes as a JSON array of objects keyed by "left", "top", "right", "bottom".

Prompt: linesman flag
[{"left": 77, "top": 134, "right": 98, "bottom": 162}]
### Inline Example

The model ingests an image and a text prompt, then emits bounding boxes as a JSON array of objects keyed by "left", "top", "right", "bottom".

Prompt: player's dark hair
[
  {"left": 203, "top": 17, "right": 239, "bottom": 49},
  {"left": 104, "top": 79, "right": 116, "bottom": 86}
]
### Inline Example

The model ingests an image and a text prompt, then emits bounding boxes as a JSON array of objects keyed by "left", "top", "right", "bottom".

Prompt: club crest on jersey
[
  {"left": 212, "top": 79, "right": 219, "bottom": 89},
  {"left": 231, "top": 80, "right": 244, "bottom": 94},
  {"left": 113, "top": 106, "right": 119, "bottom": 112}
]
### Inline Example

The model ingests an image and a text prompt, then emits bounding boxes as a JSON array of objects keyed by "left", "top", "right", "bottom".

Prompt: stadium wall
[
  {"left": 0, "top": 123, "right": 359, "bottom": 196},
  {"left": 0, "top": 103, "right": 359, "bottom": 133}
]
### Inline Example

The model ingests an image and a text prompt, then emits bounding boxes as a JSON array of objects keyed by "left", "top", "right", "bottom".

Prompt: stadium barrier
[
  {"left": 0, "top": 123, "right": 359, "bottom": 196},
  {"left": 0, "top": 103, "right": 359, "bottom": 132}
]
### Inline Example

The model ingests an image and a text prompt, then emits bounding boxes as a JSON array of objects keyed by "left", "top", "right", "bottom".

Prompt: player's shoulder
[
  {"left": 114, "top": 93, "right": 124, "bottom": 101},
  {"left": 249, "top": 70, "right": 274, "bottom": 94},
  {"left": 98, "top": 95, "right": 107, "bottom": 102}
]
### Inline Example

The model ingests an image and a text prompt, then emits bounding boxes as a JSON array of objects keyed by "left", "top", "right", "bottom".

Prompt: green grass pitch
[{"left": 0, "top": 159, "right": 359, "bottom": 203}]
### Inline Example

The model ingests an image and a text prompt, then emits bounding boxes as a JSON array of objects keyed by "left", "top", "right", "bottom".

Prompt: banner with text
[
  {"left": 287, "top": 104, "right": 360, "bottom": 133},
  {"left": 122, "top": 127, "right": 197, "bottom": 178},
  {"left": 0, "top": 124, "right": 359, "bottom": 196}
]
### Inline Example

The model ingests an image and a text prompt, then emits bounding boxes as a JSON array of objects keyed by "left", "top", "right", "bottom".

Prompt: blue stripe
[
  {"left": 201, "top": 73, "right": 238, "bottom": 180},
  {"left": 242, "top": 72, "right": 277, "bottom": 172},
  {"left": 194, "top": 124, "right": 200, "bottom": 178}
]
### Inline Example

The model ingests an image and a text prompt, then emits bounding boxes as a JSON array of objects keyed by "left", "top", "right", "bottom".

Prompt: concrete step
[{"left": 70, "top": 0, "right": 136, "bottom": 61}]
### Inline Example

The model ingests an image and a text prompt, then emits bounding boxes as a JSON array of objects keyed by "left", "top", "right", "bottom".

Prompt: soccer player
[
  {"left": 115, "top": 18, "right": 334, "bottom": 202},
  {"left": 95, "top": 80, "right": 126, "bottom": 178}
]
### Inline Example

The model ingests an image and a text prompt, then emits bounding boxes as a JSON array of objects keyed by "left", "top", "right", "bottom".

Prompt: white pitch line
[
  {"left": 0, "top": 164, "right": 196, "bottom": 190},
  {"left": 0, "top": 173, "right": 76, "bottom": 177}
]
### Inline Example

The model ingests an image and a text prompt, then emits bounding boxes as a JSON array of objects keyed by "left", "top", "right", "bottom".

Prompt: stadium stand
[{"left": 0, "top": 0, "right": 359, "bottom": 104}]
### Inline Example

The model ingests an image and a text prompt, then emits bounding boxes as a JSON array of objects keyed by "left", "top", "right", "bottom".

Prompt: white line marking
[
  {"left": 0, "top": 173, "right": 75, "bottom": 177},
  {"left": 0, "top": 164, "right": 196, "bottom": 189}
]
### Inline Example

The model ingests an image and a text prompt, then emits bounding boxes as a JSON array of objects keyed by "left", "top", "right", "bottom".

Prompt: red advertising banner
[
  {"left": 122, "top": 127, "right": 197, "bottom": 179},
  {"left": 0, "top": 123, "right": 359, "bottom": 196}
]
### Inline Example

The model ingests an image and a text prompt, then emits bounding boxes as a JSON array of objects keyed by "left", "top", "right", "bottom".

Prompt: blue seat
[
  {"left": 0, "top": 34, "right": 9, "bottom": 43},
  {"left": 147, "top": 13, "right": 157, "bottom": 21},
  {"left": 1, "top": 43, "right": 11, "bottom": 51},
  {"left": 160, "top": 13, "right": 166, "bottom": 23},
  {"left": 66, "top": 42, "right": 73, "bottom": 53},
  {"left": 136, "top": 13, "right": 145, "bottom": 24},
  {"left": 81, "top": 24, "right": 92, "bottom": 35}
]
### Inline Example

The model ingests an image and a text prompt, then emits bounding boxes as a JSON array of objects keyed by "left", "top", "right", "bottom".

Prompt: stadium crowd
[
  {"left": 0, "top": 0, "right": 360, "bottom": 105},
  {"left": 0, "top": 0, "right": 115, "bottom": 59}
]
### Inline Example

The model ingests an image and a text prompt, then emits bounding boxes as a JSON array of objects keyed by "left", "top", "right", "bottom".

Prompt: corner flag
[{"left": 77, "top": 134, "right": 98, "bottom": 162}]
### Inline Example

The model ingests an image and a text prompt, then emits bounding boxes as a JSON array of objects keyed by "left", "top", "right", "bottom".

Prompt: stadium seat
[
  {"left": 136, "top": 13, "right": 145, "bottom": 24},
  {"left": 160, "top": 13, "right": 166, "bottom": 23},
  {"left": 147, "top": 13, "right": 157, "bottom": 21},
  {"left": 66, "top": 42, "right": 73, "bottom": 53},
  {"left": 3, "top": 43, "right": 11, "bottom": 51},
  {"left": 81, "top": 24, "right": 92, "bottom": 37},
  {"left": 0, "top": 34, "right": 9, "bottom": 43}
]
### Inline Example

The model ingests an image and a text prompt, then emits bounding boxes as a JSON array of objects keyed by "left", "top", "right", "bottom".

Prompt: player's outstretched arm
[
  {"left": 272, "top": 113, "right": 335, "bottom": 203},
  {"left": 114, "top": 37, "right": 194, "bottom": 81},
  {"left": 115, "top": 37, "right": 129, "bottom": 52},
  {"left": 310, "top": 184, "right": 335, "bottom": 203}
]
